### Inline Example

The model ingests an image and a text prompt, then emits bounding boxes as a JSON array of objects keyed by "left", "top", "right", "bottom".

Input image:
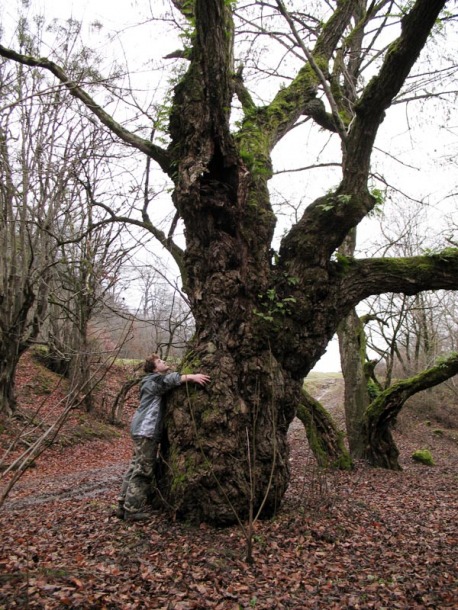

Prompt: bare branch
[{"left": 0, "top": 44, "right": 172, "bottom": 174}]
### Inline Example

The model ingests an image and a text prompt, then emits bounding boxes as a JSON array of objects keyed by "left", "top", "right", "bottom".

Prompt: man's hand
[{"left": 182, "top": 373, "right": 210, "bottom": 386}]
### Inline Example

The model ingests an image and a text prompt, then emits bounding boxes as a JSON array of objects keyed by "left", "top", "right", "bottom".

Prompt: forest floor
[{"left": 0, "top": 354, "right": 457, "bottom": 609}]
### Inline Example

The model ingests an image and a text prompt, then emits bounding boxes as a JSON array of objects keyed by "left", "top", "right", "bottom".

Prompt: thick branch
[
  {"left": 336, "top": 249, "right": 458, "bottom": 313},
  {"left": 169, "top": 0, "right": 238, "bottom": 187},
  {"left": 367, "top": 351, "right": 458, "bottom": 428},
  {"left": 232, "top": 68, "right": 257, "bottom": 113},
  {"left": 275, "top": 0, "right": 348, "bottom": 142},
  {"left": 0, "top": 45, "right": 172, "bottom": 174},
  {"left": 281, "top": 0, "right": 448, "bottom": 270},
  {"left": 356, "top": 0, "right": 447, "bottom": 119},
  {"left": 244, "top": 0, "right": 355, "bottom": 150},
  {"left": 297, "top": 389, "right": 351, "bottom": 470},
  {"left": 302, "top": 99, "right": 338, "bottom": 133}
]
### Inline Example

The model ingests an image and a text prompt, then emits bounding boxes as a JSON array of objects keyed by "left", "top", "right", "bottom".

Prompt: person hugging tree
[{"left": 116, "top": 353, "right": 210, "bottom": 521}]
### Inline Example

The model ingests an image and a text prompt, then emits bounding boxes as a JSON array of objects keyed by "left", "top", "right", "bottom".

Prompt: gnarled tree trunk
[
  {"left": 363, "top": 352, "right": 458, "bottom": 469},
  {"left": 154, "top": 0, "right": 454, "bottom": 523},
  {"left": 162, "top": 346, "right": 298, "bottom": 523}
]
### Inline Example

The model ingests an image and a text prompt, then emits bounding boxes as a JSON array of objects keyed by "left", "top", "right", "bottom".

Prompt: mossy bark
[
  {"left": 336, "top": 229, "right": 372, "bottom": 460},
  {"left": 161, "top": 346, "right": 298, "bottom": 524},
  {"left": 297, "top": 389, "right": 352, "bottom": 470}
]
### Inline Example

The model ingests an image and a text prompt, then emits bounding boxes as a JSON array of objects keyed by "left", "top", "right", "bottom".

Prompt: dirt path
[
  {"left": 1, "top": 433, "right": 132, "bottom": 513},
  {"left": 4, "top": 462, "right": 126, "bottom": 510}
]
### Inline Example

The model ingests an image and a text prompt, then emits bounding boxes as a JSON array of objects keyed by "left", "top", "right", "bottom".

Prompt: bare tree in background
[
  {"left": 0, "top": 17, "right": 139, "bottom": 416},
  {"left": 44, "top": 196, "right": 132, "bottom": 411},
  {"left": 0, "top": 20, "right": 77, "bottom": 416},
  {"left": 133, "top": 267, "right": 194, "bottom": 359}
]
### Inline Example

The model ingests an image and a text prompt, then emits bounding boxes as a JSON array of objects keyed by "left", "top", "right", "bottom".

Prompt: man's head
[{"left": 144, "top": 354, "right": 171, "bottom": 374}]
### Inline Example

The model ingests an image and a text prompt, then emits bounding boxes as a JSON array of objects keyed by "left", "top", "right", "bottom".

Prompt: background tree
[
  {"left": 338, "top": 193, "right": 458, "bottom": 462},
  {"left": 0, "top": 16, "right": 140, "bottom": 416},
  {"left": 0, "top": 19, "right": 76, "bottom": 416},
  {"left": 1, "top": 0, "right": 458, "bottom": 524},
  {"left": 132, "top": 266, "right": 194, "bottom": 359},
  {"left": 43, "top": 192, "right": 131, "bottom": 411},
  {"left": 362, "top": 350, "right": 458, "bottom": 469}
]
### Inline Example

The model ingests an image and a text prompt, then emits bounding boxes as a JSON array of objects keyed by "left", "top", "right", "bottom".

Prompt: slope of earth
[{"left": 0, "top": 358, "right": 457, "bottom": 609}]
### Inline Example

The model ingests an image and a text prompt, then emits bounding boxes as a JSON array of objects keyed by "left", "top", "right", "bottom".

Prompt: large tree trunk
[
  {"left": 161, "top": 345, "right": 298, "bottom": 524},
  {"left": 155, "top": 0, "right": 452, "bottom": 523},
  {"left": 155, "top": 0, "right": 298, "bottom": 523},
  {"left": 2, "top": 0, "right": 454, "bottom": 524}
]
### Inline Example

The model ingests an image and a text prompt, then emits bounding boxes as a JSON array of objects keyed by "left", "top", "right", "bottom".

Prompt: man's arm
[{"left": 180, "top": 374, "right": 210, "bottom": 386}]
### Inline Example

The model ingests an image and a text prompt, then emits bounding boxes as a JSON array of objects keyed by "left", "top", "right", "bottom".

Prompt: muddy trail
[{"left": 3, "top": 462, "right": 126, "bottom": 510}]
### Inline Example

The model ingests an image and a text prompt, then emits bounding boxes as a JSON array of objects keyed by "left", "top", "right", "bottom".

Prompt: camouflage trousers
[{"left": 118, "top": 436, "right": 158, "bottom": 514}]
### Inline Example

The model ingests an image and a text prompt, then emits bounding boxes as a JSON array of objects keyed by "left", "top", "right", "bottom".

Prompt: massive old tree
[{"left": 1, "top": 0, "right": 457, "bottom": 524}]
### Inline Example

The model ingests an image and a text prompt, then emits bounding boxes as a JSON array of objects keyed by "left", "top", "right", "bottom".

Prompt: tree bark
[
  {"left": 296, "top": 389, "right": 351, "bottom": 470},
  {"left": 338, "top": 309, "right": 371, "bottom": 458},
  {"left": 0, "top": 282, "right": 38, "bottom": 416},
  {"left": 159, "top": 347, "right": 298, "bottom": 524},
  {"left": 0, "top": 349, "right": 20, "bottom": 417}
]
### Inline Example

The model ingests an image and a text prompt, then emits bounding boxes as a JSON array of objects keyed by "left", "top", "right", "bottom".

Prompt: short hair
[{"left": 144, "top": 354, "right": 160, "bottom": 373}]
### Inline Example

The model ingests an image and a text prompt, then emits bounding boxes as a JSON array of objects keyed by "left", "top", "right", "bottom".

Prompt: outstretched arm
[{"left": 180, "top": 374, "right": 210, "bottom": 386}]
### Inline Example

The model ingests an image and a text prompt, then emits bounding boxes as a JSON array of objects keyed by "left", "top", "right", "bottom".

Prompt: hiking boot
[
  {"left": 113, "top": 506, "right": 125, "bottom": 519},
  {"left": 124, "top": 511, "right": 151, "bottom": 522}
]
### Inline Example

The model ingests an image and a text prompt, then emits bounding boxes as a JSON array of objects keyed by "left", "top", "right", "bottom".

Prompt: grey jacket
[{"left": 130, "top": 372, "right": 181, "bottom": 439}]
